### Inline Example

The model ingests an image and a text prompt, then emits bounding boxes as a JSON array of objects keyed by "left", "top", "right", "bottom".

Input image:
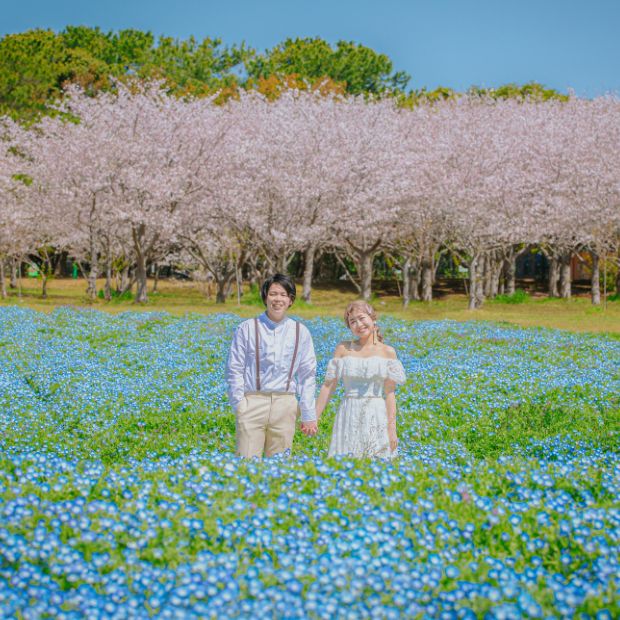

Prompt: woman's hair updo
[{"left": 343, "top": 300, "right": 384, "bottom": 343}]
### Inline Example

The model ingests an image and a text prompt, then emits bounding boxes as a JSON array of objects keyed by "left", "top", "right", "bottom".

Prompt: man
[{"left": 226, "top": 274, "right": 317, "bottom": 458}]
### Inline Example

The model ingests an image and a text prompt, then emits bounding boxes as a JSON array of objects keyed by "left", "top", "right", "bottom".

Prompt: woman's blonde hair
[{"left": 344, "top": 300, "right": 384, "bottom": 343}]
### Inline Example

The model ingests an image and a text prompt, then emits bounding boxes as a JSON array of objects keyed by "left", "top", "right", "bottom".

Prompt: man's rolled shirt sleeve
[
  {"left": 296, "top": 328, "right": 317, "bottom": 422},
  {"left": 226, "top": 323, "right": 247, "bottom": 411}
]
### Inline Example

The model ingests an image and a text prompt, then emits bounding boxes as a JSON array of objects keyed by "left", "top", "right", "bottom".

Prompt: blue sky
[{"left": 2, "top": 0, "right": 619, "bottom": 97}]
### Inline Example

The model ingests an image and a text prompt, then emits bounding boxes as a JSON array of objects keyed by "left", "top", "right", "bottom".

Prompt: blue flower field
[{"left": 0, "top": 307, "right": 618, "bottom": 619}]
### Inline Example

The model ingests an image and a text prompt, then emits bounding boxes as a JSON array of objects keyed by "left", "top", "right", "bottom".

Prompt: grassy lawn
[{"left": 2, "top": 276, "right": 619, "bottom": 334}]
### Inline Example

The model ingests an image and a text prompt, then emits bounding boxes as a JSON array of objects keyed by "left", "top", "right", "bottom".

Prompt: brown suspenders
[
  {"left": 254, "top": 317, "right": 261, "bottom": 391},
  {"left": 253, "top": 317, "right": 300, "bottom": 393},
  {"left": 286, "top": 321, "right": 301, "bottom": 392}
]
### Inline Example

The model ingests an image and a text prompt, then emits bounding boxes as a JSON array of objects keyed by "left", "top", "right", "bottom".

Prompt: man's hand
[{"left": 300, "top": 421, "right": 318, "bottom": 436}]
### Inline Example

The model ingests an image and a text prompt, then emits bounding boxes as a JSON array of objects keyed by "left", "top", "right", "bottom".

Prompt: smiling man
[{"left": 225, "top": 274, "right": 318, "bottom": 458}]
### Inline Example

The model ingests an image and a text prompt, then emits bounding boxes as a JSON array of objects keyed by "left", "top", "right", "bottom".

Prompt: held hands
[
  {"left": 300, "top": 421, "right": 318, "bottom": 437},
  {"left": 300, "top": 403, "right": 322, "bottom": 437}
]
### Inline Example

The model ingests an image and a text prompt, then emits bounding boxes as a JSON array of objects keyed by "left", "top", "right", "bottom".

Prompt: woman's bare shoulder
[
  {"left": 333, "top": 341, "right": 353, "bottom": 358},
  {"left": 380, "top": 344, "right": 397, "bottom": 359}
]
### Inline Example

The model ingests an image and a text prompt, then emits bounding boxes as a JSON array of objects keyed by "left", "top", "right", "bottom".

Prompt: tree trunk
[
  {"left": 41, "top": 271, "right": 48, "bottom": 299},
  {"left": 476, "top": 258, "right": 485, "bottom": 307},
  {"left": 152, "top": 263, "right": 159, "bottom": 293},
  {"left": 86, "top": 231, "right": 98, "bottom": 300},
  {"left": 17, "top": 261, "right": 22, "bottom": 299},
  {"left": 215, "top": 277, "right": 234, "bottom": 304},
  {"left": 40, "top": 253, "right": 51, "bottom": 300},
  {"left": 104, "top": 255, "right": 112, "bottom": 301},
  {"left": 482, "top": 254, "right": 491, "bottom": 298},
  {"left": 277, "top": 253, "right": 289, "bottom": 275},
  {"left": 468, "top": 255, "right": 483, "bottom": 310},
  {"left": 590, "top": 252, "right": 600, "bottom": 305},
  {"left": 504, "top": 257, "right": 516, "bottom": 295},
  {"left": 302, "top": 245, "right": 315, "bottom": 303},
  {"left": 86, "top": 264, "right": 97, "bottom": 300},
  {"left": 420, "top": 258, "right": 433, "bottom": 302},
  {"left": 216, "top": 280, "right": 227, "bottom": 303},
  {"left": 0, "top": 259, "right": 6, "bottom": 299},
  {"left": 548, "top": 257, "right": 560, "bottom": 297},
  {"left": 135, "top": 256, "right": 147, "bottom": 303},
  {"left": 409, "top": 262, "right": 421, "bottom": 303},
  {"left": 402, "top": 257, "right": 422, "bottom": 307},
  {"left": 402, "top": 257, "right": 412, "bottom": 307},
  {"left": 10, "top": 258, "right": 18, "bottom": 289},
  {"left": 359, "top": 251, "right": 373, "bottom": 301},
  {"left": 235, "top": 266, "right": 242, "bottom": 305},
  {"left": 118, "top": 266, "right": 130, "bottom": 294},
  {"left": 132, "top": 224, "right": 148, "bottom": 304},
  {"left": 559, "top": 252, "right": 572, "bottom": 299},
  {"left": 54, "top": 251, "right": 66, "bottom": 277},
  {"left": 488, "top": 253, "right": 501, "bottom": 298}
]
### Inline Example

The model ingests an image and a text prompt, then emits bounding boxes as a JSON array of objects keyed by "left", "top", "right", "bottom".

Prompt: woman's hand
[
  {"left": 389, "top": 430, "right": 398, "bottom": 453},
  {"left": 301, "top": 421, "right": 318, "bottom": 436}
]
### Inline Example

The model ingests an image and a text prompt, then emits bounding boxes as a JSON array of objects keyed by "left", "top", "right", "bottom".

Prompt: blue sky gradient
[{"left": 2, "top": 0, "right": 619, "bottom": 97}]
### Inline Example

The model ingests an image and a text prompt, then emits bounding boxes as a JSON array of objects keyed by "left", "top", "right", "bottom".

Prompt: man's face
[{"left": 265, "top": 283, "right": 292, "bottom": 321}]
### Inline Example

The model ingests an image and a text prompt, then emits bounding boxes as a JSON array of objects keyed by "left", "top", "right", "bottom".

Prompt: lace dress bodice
[{"left": 325, "top": 356, "right": 406, "bottom": 397}]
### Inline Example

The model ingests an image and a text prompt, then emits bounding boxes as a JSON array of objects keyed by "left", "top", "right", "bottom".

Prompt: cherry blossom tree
[
  {"left": 23, "top": 82, "right": 228, "bottom": 303},
  {"left": 17, "top": 104, "right": 112, "bottom": 299},
  {"left": 0, "top": 120, "right": 34, "bottom": 297},
  {"left": 225, "top": 90, "right": 336, "bottom": 301},
  {"left": 324, "top": 96, "right": 409, "bottom": 301},
  {"left": 525, "top": 97, "right": 620, "bottom": 301},
  {"left": 568, "top": 97, "right": 620, "bottom": 304},
  {"left": 6, "top": 79, "right": 619, "bottom": 309}
]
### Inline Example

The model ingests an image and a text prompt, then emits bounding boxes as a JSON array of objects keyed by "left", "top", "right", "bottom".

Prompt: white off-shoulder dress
[{"left": 324, "top": 356, "right": 406, "bottom": 458}]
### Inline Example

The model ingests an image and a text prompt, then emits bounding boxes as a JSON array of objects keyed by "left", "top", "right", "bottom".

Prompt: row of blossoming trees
[{"left": 1, "top": 83, "right": 619, "bottom": 307}]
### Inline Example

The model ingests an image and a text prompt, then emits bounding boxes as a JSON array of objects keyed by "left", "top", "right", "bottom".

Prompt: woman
[{"left": 316, "top": 301, "right": 406, "bottom": 458}]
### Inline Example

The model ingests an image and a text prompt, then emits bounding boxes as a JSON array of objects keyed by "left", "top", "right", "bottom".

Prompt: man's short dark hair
[{"left": 261, "top": 274, "right": 296, "bottom": 305}]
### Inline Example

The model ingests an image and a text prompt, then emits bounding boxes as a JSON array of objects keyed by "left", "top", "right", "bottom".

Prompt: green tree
[
  {"left": 61, "top": 26, "right": 153, "bottom": 74},
  {"left": 61, "top": 27, "right": 249, "bottom": 94},
  {"left": 146, "top": 35, "right": 248, "bottom": 94},
  {"left": 0, "top": 27, "right": 251, "bottom": 119},
  {"left": 468, "top": 81, "right": 568, "bottom": 101},
  {"left": 0, "top": 29, "right": 70, "bottom": 119},
  {"left": 245, "top": 37, "right": 410, "bottom": 95}
]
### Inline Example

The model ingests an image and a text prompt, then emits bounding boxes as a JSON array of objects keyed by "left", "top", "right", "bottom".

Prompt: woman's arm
[
  {"left": 384, "top": 378, "right": 398, "bottom": 452},
  {"left": 315, "top": 377, "right": 338, "bottom": 420},
  {"left": 315, "top": 344, "right": 345, "bottom": 420}
]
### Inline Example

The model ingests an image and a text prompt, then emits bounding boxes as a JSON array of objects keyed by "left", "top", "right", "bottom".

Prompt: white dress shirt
[{"left": 226, "top": 312, "right": 317, "bottom": 422}]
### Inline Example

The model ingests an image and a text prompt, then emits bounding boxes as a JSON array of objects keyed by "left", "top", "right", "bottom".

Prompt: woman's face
[{"left": 347, "top": 311, "right": 374, "bottom": 339}]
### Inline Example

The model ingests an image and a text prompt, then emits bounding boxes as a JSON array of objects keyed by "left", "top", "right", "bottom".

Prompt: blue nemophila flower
[{"left": 0, "top": 308, "right": 618, "bottom": 617}]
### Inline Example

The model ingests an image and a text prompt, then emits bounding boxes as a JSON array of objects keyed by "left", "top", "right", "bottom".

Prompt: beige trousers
[{"left": 236, "top": 392, "right": 299, "bottom": 458}]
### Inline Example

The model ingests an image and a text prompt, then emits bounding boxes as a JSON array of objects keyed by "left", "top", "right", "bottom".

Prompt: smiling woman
[{"left": 315, "top": 300, "right": 406, "bottom": 457}]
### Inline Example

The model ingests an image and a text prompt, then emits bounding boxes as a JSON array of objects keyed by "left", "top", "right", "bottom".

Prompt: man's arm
[
  {"left": 296, "top": 326, "right": 317, "bottom": 431},
  {"left": 225, "top": 322, "right": 247, "bottom": 411}
]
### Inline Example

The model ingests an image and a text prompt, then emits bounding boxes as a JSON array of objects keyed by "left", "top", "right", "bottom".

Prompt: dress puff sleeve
[
  {"left": 386, "top": 359, "right": 406, "bottom": 385},
  {"left": 324, "top": 358, "right": 341, "bottom": 381}
]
